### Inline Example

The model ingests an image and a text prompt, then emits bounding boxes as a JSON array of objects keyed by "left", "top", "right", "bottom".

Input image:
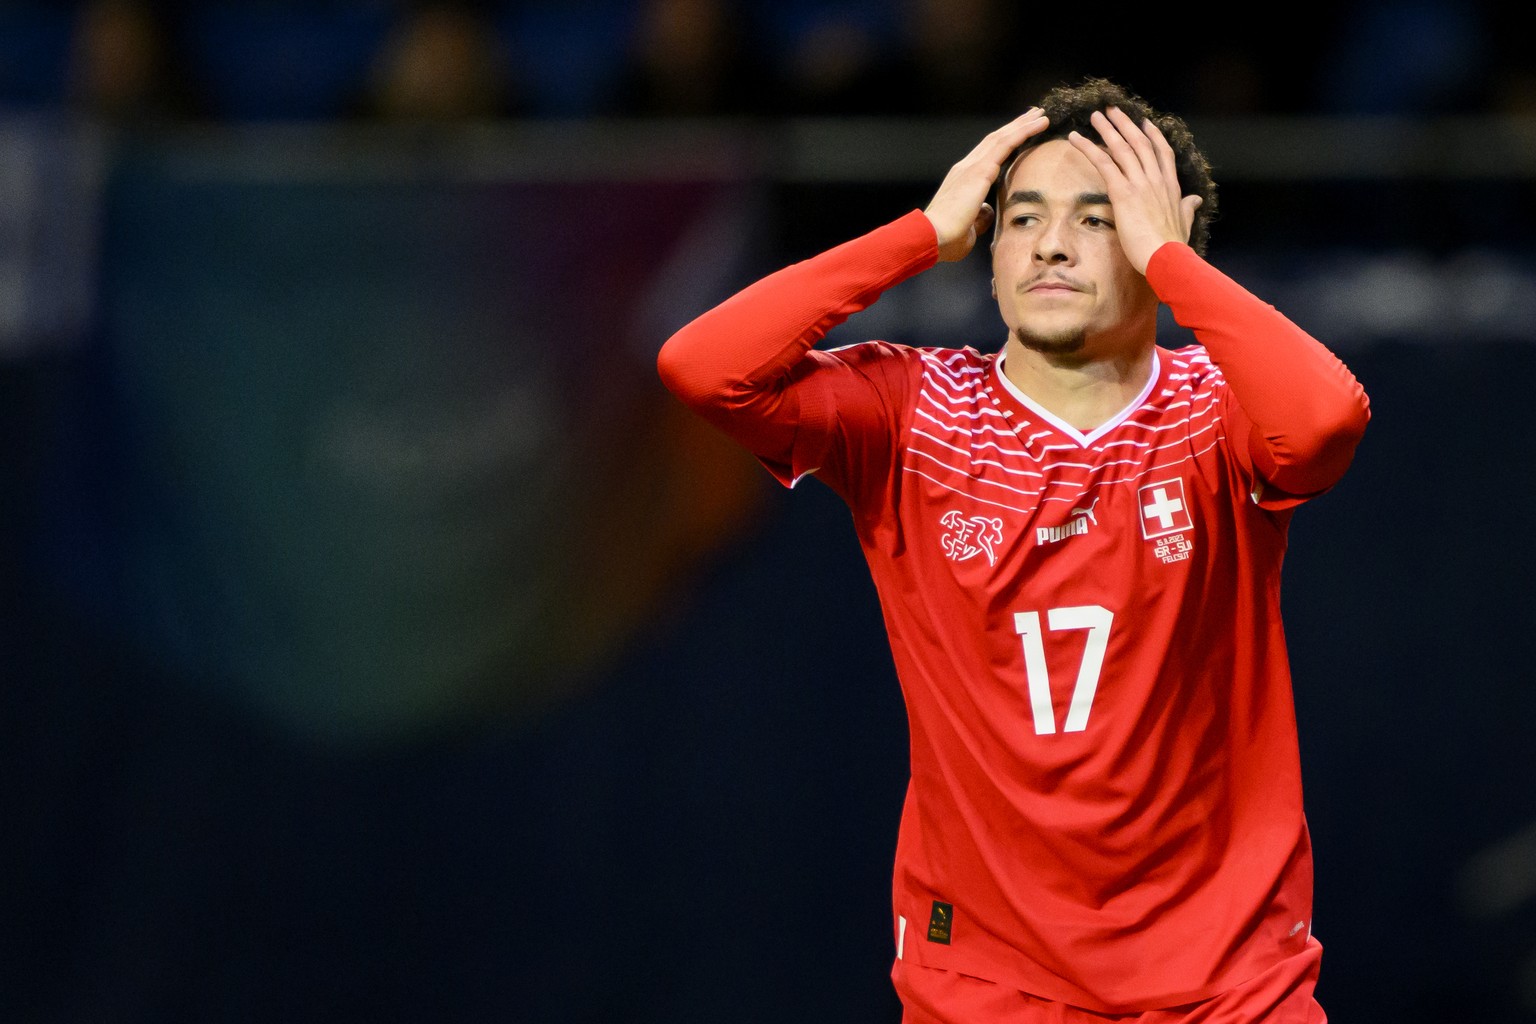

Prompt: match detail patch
[{"left": 927, "top": 901, "right": 953, "bottom": 944}]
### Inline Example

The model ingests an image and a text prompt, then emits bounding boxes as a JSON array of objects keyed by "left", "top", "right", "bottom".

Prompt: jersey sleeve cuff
[
  {"left": 884, "top": 209, "right": 942, "bottom": 274},
  {"left": 1144, "top": 241, "right": 1202, "bottom": 293}
]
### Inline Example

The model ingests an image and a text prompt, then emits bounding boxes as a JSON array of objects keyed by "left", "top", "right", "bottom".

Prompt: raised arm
[
  {"left": 656, "top": 111, "right": 1053, "bottom": 481},
  {"left": 1071, "top": 106, "right": 1370, "bottom": 500},
  {"left": 653, "top": 209, "right": 938, "bottom": 463},
  {"left": 1147, "top": 245, "right": 1370, "bottom": 500}
]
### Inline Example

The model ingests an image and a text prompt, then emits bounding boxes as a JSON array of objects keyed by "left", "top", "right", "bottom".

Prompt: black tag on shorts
[{"left": 927, "top": 901, "right": 953, "bottom": 944}]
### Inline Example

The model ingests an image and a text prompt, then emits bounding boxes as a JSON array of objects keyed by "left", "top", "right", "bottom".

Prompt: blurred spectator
[
  {"left": 1315, "top": 0, "right": 1491, "bottom": 115},
  {"left": 764, "top": 0, "right": 1035, "bottom": 118},
  {"left": 1162, "top": 17, "right": 1353, "bottom": 117},
  {"left": 1489, "top": 67, "right": 1536, "bottom": 114},
  {"left": 1176, "top": 48, "right": 1270, "bottom": 116},
  {"left": 768, "top": 4, "right": 905, "bottom": 117},
  {"left": 494, "top": 1, "right": 637, "bottom": 118},
  {"left": 64, "top": 0, "right": 206, "bottom": 122},
  {"left": 604, "top": 0, "right": 775, "bottom": 117},
  {"left": 177, "top": 3, "right": 393, "bottom": 122},
  {"left": 1481, "top": 4, "right": 1536, "bottom": 115},
  {"left": 355, "top": 1, "right": 523, "bottom": 120},
  {"left": 885, "top": 0, "right": 1031, "bottom": 117}
]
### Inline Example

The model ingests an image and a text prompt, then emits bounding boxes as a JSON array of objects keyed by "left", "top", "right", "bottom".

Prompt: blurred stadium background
[{"left": 2, "top": 1, "right": 1534, "bottom": 1021}]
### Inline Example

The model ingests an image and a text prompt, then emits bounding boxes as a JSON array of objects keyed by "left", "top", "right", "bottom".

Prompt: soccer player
[{"left": 656, "top": 78, "right": 1370, "bottom": 1023}]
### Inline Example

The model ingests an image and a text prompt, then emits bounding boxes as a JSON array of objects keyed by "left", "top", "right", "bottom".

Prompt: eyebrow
[{"left": 1003, "top": 189, "right": 1112, "bottom": 208}]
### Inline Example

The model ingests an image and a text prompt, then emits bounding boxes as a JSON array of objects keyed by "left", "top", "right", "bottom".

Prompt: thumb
[
  {"left": 1181, "top": 195, "right": 1203, "bottom": 238},
  {"left": 975, "top": 202, "right": 996, "bottom": 239}
]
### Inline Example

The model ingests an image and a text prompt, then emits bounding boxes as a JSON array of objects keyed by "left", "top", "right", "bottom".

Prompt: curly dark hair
[{"left": 998, "top": 77, "right": 1218, "bottom": 256}]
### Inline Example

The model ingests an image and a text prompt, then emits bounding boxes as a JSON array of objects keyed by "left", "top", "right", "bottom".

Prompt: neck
[{"left": 999, "top": 336, "right": 1157, "bottom": 432}]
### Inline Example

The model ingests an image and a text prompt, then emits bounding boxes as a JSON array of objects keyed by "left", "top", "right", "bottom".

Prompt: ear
[{"left": 990, "top": 277, "right": 996, "bottom": 299}]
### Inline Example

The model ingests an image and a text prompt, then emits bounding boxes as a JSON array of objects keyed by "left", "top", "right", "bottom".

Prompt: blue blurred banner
[{"left": 38, "top": 130, "right": 773, "bottom": 746}]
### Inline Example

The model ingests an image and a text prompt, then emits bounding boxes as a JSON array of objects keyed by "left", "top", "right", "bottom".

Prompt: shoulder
[
  {"left": 1161, "top": 343, "right": 1226, "bottom": 391},
  {"left": 847, "top": 342, "right": 996, "bottom": 379},
  {"left": 817, "top": 341, "right": 993, "bottom": 380}
]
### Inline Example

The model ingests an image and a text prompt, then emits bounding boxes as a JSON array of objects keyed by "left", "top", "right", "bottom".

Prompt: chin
[{"left": 1013, "top": 326, "right": 1087, "bottom": 357}]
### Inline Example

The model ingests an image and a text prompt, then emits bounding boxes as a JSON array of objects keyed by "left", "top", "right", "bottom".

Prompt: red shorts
[{"left": 892, "top": 938, "right": 1326, "bottom": 1024}]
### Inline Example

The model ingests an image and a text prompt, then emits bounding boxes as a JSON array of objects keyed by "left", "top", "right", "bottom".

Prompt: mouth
[{"left": 1024, "top": 275, "right": 1084, "bottom": 295}]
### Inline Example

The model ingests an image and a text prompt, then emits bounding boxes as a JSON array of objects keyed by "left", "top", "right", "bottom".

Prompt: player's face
[{"left": 990, "top": 139, "right": 1158, "bottom": 360}]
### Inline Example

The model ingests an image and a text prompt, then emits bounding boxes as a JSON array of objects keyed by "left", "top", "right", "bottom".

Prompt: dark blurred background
[{"left": 1, "top": 1, "right": 1534, "bottom": 1021}]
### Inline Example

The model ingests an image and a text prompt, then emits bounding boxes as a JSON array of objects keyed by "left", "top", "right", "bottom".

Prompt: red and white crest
[{"left": 1137, "top": 478, "right": 1193, "bottom": 539}]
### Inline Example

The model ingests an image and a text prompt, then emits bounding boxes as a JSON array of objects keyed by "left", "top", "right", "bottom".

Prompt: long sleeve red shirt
[{"left": 658, "top": 210, "right": 1370, "bottom": 1011}]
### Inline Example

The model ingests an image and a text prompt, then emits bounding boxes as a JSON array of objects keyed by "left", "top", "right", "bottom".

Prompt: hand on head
[
  {"left": 923, "top": 107, "right": 1049, "bottom": 263},
  {"left": 1067, "top": 107, "right": 1203, "bottom": 274}
]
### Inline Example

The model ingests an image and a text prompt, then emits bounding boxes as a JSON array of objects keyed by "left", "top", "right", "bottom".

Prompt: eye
[
  {"left": 1083, "top": 215, "right": 1113, "bottom": 229},
  {"left": 1009, "top": 213, "right": 1038, "bottom": 227}
]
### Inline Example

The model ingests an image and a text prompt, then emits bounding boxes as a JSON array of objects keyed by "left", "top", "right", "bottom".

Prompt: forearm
[
  {"left": 656, "top": 210, "right": 937, "bottom": 418},
  {"left": 1148, "top": 242, "right": 1371, "bottom": 496}
]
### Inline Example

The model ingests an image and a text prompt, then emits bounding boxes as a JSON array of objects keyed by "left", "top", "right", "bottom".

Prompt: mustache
[{"left": 1021, "top": 271, "right": 1088, "bottom": 292}]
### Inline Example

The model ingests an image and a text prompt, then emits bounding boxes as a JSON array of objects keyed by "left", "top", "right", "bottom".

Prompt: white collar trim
[{"left": 994, "top": 349, "right": 1161, "bottom": 448}]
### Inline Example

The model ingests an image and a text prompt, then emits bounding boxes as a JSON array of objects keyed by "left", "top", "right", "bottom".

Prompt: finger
[
  {"left": 977, "top": 107, "right": 1047, "bottom": 167},
  {"left": 1007, "top": 105, "right": 1045, "bottom": 128},
  {"left": 958, "top": 107, "right": 1041, "bottom": 160},
  {"left": 998, "top": 106, "right": 1046, "bottom": 138},
  {"left": 1066, "top": 129, "right": 1120, "bottom": 185},
  {"left": 1143, "top": 117, "right": 1179, "bottom": 185},
  {"left": 1085, "top": 110, "right": 1137, "bottom": 182},
  {"left": 934, "top": 112, "right": 1043, "bottom": 210},
  {"left": 1089, "top": 109, "right": 1149, "bottom": 183},
  {"left": 1102, "top": 106, "right": 1160, "bottom": 176}
]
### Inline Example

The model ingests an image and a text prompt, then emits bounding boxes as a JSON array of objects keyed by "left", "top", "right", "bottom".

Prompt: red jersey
[{"left": 657, "top": 211, "right": 1370, "bottom": 1012}]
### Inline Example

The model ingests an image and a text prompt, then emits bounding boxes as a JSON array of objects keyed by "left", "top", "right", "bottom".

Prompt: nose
[{"left": 1032, "top": 219, "right": 1072, "bottom": 265}]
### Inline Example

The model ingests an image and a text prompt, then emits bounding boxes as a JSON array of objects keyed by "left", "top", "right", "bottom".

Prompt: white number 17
[{"left": 1012, "top": 605, "right": 1113, "bottom": 735}]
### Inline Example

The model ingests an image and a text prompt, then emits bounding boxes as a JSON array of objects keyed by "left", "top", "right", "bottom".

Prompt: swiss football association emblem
[
  {"left": 1138, "top": 478, "right": 1195, "bottom": 563},
  {"left": 940, "top": 510, "right": 1004, "bottom": 566}
]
